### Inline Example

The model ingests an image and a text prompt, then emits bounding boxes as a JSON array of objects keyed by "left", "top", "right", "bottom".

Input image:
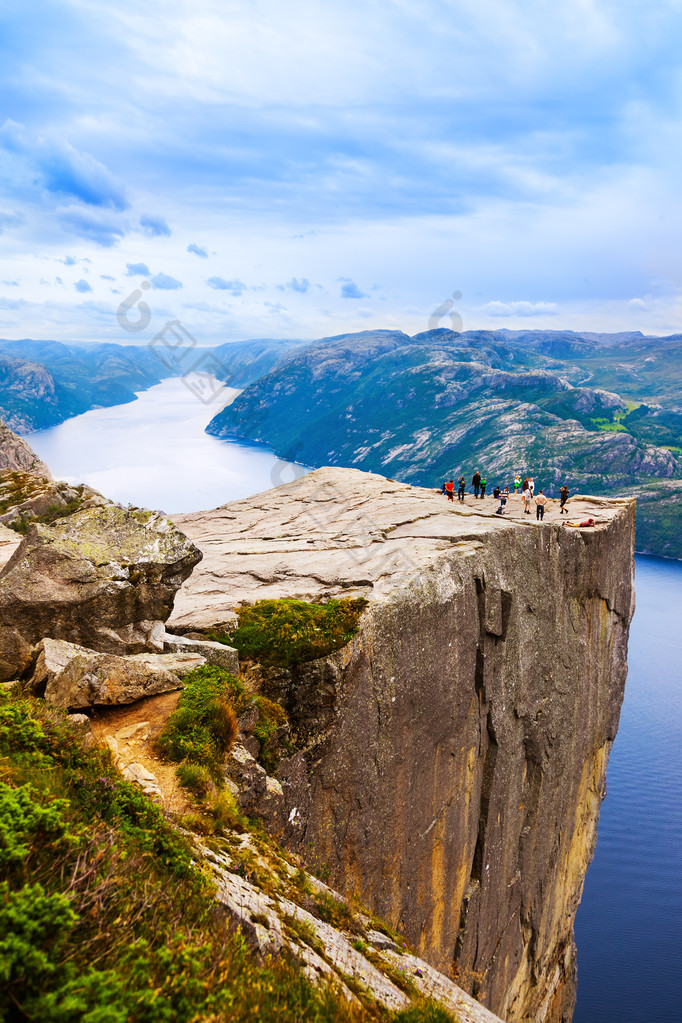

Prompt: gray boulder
[
  {"left": 162, "top": 631, "right": 239, "bottom": 673},
  {"left": 0, "top": 505, "right": 202, "bottom": 682},
  {"left": 32, "top": 637, "right": 204, "bottom": 709}
]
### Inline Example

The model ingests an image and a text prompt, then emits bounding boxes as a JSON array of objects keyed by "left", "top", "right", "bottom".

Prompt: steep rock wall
[
  {"left": 0, "top": 419, "right": 51, "bottom": 477},
  {"left": 171, "top": 469, "right": 635, "bottom": 1023}
]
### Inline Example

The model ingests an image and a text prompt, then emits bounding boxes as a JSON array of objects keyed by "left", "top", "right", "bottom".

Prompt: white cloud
[{"left": 481, "top": 300, "right": 559, "bottom": 317}]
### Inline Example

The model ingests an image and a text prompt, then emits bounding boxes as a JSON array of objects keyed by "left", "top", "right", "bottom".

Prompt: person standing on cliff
[
  {"left": 480, "top": 476, "right": 487, "bottom": 498},
  {"left": 522, "top": 484, "right": 532, "bottom": 513},
  {"left": 444, "top": 479, "right": 455, "bottom": 501},
  {"left": 535, "top": 489, "right": 548, "bottom": 520},
  {"left": 559, "top": 484, "right": 570, "bottom": 514},
  {"left": 514, "top": 474, "right": 521, "bottom": 497},
  {"left": 472, "top": 470, "right": 481, "bottom": 498},
  {"left": 458, "top": 475, "right": 466, "bottom": 501},
  {"left": 529, "top": 477, "right": 535, "bottom": 498}
]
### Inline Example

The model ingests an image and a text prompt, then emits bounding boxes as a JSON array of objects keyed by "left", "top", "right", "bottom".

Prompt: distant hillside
[
  {"left": 0, "top": 337, "right": 306, "bottom": 432},
  {"left": 206, "top": 328, "right": 682, "bottom": 558}
]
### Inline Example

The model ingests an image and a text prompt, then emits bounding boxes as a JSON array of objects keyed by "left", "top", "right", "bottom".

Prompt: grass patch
[
  {"left": 162, "top": 667, "right": 289, "bottom": 775},
  {"left": 175, "top": 762, "right": 213, "bottom": 798},
  {"left": 157, "top": 666, "right": 238, "bottom": 777},
  {"left": 210, "top": 787, "right": 242, "bottom": 832},
  {"left": 315, "top": 891, "right": 360, "bottom": 933},
  {"left": 284, "top": 913, "right": 325, "bottom": 955},
  {"left": 394, "top": 1004, "right": 460, "bottom": 1023},
  {"left": 229, "top": 597, "right": 368, "bottom": 668}
]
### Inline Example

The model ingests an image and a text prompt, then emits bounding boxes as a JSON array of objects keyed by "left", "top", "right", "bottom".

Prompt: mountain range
[{"left": 0, "top": 337, "right": 304, "bottom": 432}]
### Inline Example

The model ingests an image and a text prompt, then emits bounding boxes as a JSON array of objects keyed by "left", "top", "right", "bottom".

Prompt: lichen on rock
[{"left": 0, "top": 502, "right": 202, "bottom": 683}]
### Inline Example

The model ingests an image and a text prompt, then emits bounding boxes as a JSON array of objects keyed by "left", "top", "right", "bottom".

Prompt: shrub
[
  {"left": 230, "top": 597, "right": 368, "bottom": 667},
  {"left": 157, "top": 667, "right": 238, "bottom": 775}
]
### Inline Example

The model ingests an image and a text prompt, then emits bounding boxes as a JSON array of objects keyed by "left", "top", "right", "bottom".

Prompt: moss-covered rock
[{"left": 0, "top": 504, "right": 202, "bottom": 683}]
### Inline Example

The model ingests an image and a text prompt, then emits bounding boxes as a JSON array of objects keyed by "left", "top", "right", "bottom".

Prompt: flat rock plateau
[{"left": 171, "top": 467, "right": 636, "bottom": 1023}]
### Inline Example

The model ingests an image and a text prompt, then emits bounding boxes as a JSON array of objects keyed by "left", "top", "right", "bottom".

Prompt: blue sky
[{"left": 2, "top": 0, "right": 682, "bottom": 342}]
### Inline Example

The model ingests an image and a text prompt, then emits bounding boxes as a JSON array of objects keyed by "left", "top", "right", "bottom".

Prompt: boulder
[
  {"left": 0, "top": 504, "right": 202, "bottom": 683},
  {"left": 31, "top": 637, "right": 203, "bottom": 709},
  {"left": 225, "top": 742, "right": 286, "bottom": 830},
  {"left": 162, "top": 631, "right": 239, "bottom": 673},
  {"left": 0, "top": 471, "right": 108, "bottom": 529}
]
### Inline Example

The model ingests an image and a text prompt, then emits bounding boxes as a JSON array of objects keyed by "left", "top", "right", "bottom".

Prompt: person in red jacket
[{"left": 444, "top": 479, "right": 455, "bottom": 502}]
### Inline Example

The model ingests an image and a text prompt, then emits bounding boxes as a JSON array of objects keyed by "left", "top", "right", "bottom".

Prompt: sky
[{"left": 3, "top": 0, "right": 682, "bottom": 343}]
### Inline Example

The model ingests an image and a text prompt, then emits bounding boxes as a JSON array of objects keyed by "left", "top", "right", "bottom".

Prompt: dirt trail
[{"left": 90, "top": 690, "right": 192, "bottom": 814}]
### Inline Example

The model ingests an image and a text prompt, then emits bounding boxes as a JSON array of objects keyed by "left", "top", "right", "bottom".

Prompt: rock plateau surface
[{"left": 171, "top": 467, "right": 636, "bottom": 1023}]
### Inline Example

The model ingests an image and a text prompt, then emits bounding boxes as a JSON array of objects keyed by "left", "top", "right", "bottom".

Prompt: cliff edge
[{"left": 170, "top": 468, "right": 635, "bottom": 1023}]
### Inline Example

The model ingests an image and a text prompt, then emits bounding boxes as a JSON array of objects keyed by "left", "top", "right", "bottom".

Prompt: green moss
[{"left": 229, "top": 597, "right": 368, "bottom": 668}]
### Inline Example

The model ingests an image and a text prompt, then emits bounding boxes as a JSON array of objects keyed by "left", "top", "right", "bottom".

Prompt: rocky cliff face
[
  {"left": 171, "top": 468, "right": 635, "bottom": 1023},
  {"left": 0, "top": 419, "right": 51, "bottom": 476}
]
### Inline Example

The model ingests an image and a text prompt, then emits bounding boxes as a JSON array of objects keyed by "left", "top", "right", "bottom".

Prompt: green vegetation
[
  {"left": 315, "top": 890, "right": 360, "bottom": 933},
  {"left": 157, "top": 666, "right": 238, "bottom": 777},
  {"left": 160, "top": 665, "right": 290, "bottom": 776},
  {"left": 284, "top": 913, "right": 325, "bottom": 955},
  {"left": 210, "top": 787, "right": 242, "bottom": 832},
  {"left": 229, "top": 597, "right": 368, "bottom": 668},
  {"left": 394, "top": 1006, "right": 457, "bottom": 1023},
  {"left": 0, "top": 691, "right": 466, "bottom": 1022},
  {"left": 589, "top": 417, "right": 628, "bottom": 433},
  {"left": 8, "top": 499, "right": 85, "bottom": 534},
  {"left": 175, "top": 761, "right": 213, "bottom": 798}
]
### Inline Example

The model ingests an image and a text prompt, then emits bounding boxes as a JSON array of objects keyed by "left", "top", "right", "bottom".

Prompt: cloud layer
[{"left": 2, "top": 1, "right": 682, "bottom": 340}]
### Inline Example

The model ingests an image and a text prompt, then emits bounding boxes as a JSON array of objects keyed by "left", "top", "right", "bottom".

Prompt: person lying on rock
[{"left": 562, "top": 517, "right": 596, "bottom": 528}]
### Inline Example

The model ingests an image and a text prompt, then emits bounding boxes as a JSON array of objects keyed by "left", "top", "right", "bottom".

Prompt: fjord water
[
  {"left": 574, "top": 554, "right": 682, "bottom": 1023},
  {"left": 28, "top": 377, "right": 309, "bottom": 513},
  {"left": 25, "top": 379, "right": 682, "bottom": 1020}
]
